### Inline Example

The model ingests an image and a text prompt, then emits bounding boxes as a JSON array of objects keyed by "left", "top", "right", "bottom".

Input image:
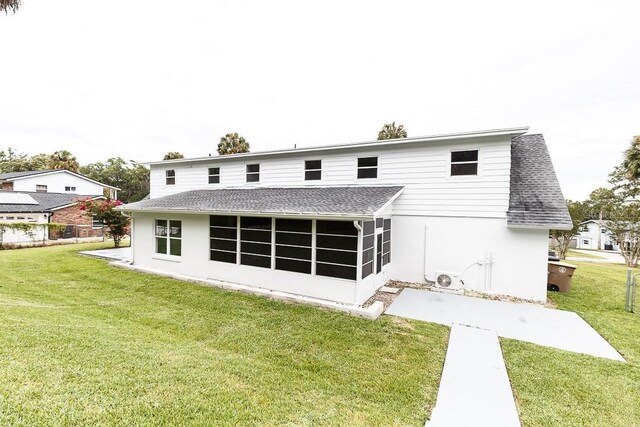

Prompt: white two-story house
[{"left": 120, "top": 127, "right": 571, "bottom": 306}]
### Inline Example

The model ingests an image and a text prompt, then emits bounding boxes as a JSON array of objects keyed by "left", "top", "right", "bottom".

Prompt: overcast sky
[{"left": 1, "top": 0, "right": 638, "bottom": 200}]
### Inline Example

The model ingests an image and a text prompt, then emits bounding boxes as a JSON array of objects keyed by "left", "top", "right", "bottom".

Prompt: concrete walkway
[
  {"left": 79, "top": 247, "right": 132, "bottom": 262},
  {"left": 387, "top": 289, "right": 623, "bottom": 361},
  {"left": 567, "top": 249, "right": 626, "bottom": 264},
  {"left": 428, "top": 324, "right": 521, "bottom": 427}
]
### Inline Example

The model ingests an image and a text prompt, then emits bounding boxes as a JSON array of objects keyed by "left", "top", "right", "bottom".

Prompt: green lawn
[
  {"left": 503, "top": 261, "right": 640, "bottom": 426},
  {"left": 0, "top": 243, "right": 448, "bottom": 426}
]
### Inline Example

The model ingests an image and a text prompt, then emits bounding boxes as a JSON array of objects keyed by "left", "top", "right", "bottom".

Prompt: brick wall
[
  {"left": 2, "top": 182, "right": 13, "bottom": 191},
  {"left": 49, "top": 204, "right": 104, "bottom": 239}
]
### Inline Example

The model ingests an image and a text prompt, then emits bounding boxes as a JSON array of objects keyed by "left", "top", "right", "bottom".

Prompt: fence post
[{"left": 626, "top": 269, "right": 632, "bottom": 312}]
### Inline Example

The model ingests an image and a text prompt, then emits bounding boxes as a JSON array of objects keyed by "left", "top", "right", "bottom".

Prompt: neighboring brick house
[{"left": 0, "top": 191, "right": 104, "bottom": 243}]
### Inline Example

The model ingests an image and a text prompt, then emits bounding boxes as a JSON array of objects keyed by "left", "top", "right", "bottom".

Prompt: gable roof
[
  {"left": 119, "top": 186, "right": 404, "bottom": 218},
  {"left": 0, "top": 169, "right": 120, "bottom": 190},
  {"left": 0, "top": 191, "right": 102, "bottom": 213},
  {"left": 147, "top": 127, "right": 529, "bottom": 166},
  {"left": 507, "top": 135, "right": 572, "bottom": 230}
]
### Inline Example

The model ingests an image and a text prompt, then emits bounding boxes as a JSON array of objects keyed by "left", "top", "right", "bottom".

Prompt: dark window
[
  {"left": 316, "top": 220, "right": 358, "bottom": 281},
  {"left": 357, "top": 157, "right": 378, "bottom": 179},
  {"left": 240, "top": 216, "right": 271, "bottom": 268},
  {"left": 65, "top": 186, "right": 76, "bottom": 192},
  {"left": 246, "top": 164, "right": 260, "bottom": 182},
  {"left": 375, "top": 218, "right": 383, "bottom": 228},
  {"left": 361, "top": 220, "right": 375, "bottom": 279},
  {"left": 210, "top": 215, "right": 237, "bottom": 264},
  {"left": 166, "top": 170, "right": 175, "bottom": 185},
  {"left": 451, "top": 150, "right": 478, "bottom": 176},
  {"left": 305, "top": 160, "right": 322, "bottom": 181},
  {"left": 36, "top": 185, "right": 47, "bottom": 193},
  {"left": 208, "top": 167, "right": 220, "bottom": 184},
  {"left": 155, "top": 219, "right": 181, "bottom": 256},
  {"left": 382, "top": 218, "right": 391, "bottom": 266},
  {"left": 376, "top": 234, "right": 383, "bottom": 273},
  {"left": 275, "top": 219, "right": 312, "bottom": 274}
]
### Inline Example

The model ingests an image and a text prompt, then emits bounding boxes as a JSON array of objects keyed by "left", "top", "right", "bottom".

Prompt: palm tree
[
  {"left": 49, "top": 150, "right": 80, "bottom": 172},
  {"left": 217, "top": 133, "right": 250, "bottom": 155},
  {"left": 1, "top": 0, "right": 21, "bottom": 13},
  {"left": 622, "top": 135, "right": 640, "bottom": 181},
  {"left": 163, "top": 152, "right": 185, "bottom": 160},
  {"left": 377, "top": 122, "right": 407, "bottom": 140}
]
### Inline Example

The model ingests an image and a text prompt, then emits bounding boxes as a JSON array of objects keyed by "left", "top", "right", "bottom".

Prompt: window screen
[
  {"left": 275, "top": 218, "right": 312, "bottom": 274},
  {"left": 240, "top": 216, "right": 271, "bottom": 268},
  {"left": 451, "top": 150, "right": 478, "bottom": 176},
  {"left": 210, "top": 215, "right": 237, "bottom": 264},
  {"left": 382, "top": 218, "right": 391, "bottom": 265},
  {"left": 305, "top": 160, "right": 321, "bottom": 181},
  {"left": 316, "top": 220, "right": 357, "bottom": 280},
  {"left": 361, "top": 220, "right": 375, "bottom": 279},
  {"left": 357, "top": 157, "right": 378, "bottom": 179}
]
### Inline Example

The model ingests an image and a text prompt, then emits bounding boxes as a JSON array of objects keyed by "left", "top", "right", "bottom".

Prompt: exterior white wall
[
  {"left": 575, "top": 222, "right": 619, "bottom": 251},
  {"left": 0, "top": 213, "right": 48, "bottom": 243},
  {"left": 150, "top": 135, "right": 512, "bottom": 219},
  {"left": 132, "top": 212, "right": 369, "bottom": 305},
  {"left": 388, "top": 215, "right": 549, "bottom": 301},
  {"left": 11, "top": 172, "right": 105, "bottom": 196}
]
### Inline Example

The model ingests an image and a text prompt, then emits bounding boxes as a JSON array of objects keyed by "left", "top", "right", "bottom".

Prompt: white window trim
[
  {"left": 304, "top": 159, "right": 322, "bottom": 181},
  {"left": 208, "top": 167, "right": 221, "bottom": 184},
  {"left": 154, "top": 219, "right": 182, "bottom": 258},
  {"left": 356, "top": 156, "right": 379, "bottom": 181},
  {"left": 246, "top": 163, "right": 260, "bottom": 183},
  {"left": 165, "top": 170, "right": 176, "bottom": 186},
  {"left": 448, "top": 148, "right": 482, "bottom": 179}
]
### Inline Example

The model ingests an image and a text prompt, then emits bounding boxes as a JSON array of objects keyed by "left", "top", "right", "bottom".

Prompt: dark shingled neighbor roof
[
  {"left": 121, "top": 186, "right": 404, "bottom": 217},
  {"left": 507, "top": 135, "right": 572, "bottom": 229},
  {"left": 0, "top": 191, "right": 97, "bottom": 213}
]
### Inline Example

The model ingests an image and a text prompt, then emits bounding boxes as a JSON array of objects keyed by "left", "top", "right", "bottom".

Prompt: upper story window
[
  {"left": 208, "top": 167, "right": 220, "bottom": 184},
  {"left": 450, "top": 150, "right": 478, "bottom": 176},
  {"left": 357, "top": 157, "right": 378, "bottom": 179},
  {"left": 165, "top": 170, "right": 176, "bottom": 185},
  {"left": 36, "top": 185, "right": 47, "bottom": 193},
  {"left": 305, "top": 160, "right": 321, "bottom": 181},
  {"left": 246, "top": 164, "right": 260, "bottom": 182},
  {"left": 65, "top": 186, "right": 76, "bottom": 192}
]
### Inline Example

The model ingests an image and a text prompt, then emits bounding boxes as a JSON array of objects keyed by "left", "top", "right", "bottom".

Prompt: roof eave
[
  {"left": 507, "top": 222, "right": 573, "bottom": 231},
  {"left": 117, "top": 206, "right": 376, "bottom": 220},
  {"left": 145, "top": 126, "right": 530, "bottom": 166}
]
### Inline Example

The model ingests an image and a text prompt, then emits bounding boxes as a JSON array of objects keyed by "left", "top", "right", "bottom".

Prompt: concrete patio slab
[
  {"left": 428, "top": 324, "right": 520, "bottom": 427},
  {"left": 387, "top": 289, "right": 624, "bottom": 361},
  {"left": 80, "top": 247, "right": 132, "bottom": 262}
]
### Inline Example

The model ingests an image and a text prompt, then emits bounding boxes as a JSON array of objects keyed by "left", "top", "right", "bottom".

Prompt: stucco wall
[{"left": 388, "top": 215, "right": 549, "bottom": 301}]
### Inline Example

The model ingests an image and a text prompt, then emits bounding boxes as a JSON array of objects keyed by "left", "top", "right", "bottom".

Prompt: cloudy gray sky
[{"left": 1, "top": 0, "right": 638, "bottom": 200}]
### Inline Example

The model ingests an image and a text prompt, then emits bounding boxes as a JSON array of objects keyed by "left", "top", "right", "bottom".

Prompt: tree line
[{"left": 551, "top": 135, "right": 640, "bottom": 267}]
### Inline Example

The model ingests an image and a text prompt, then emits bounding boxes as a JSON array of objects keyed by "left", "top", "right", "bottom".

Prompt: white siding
[
  {"left": 12, "top": 172, "right": 105, "bottom": 196},
  {"left": 150, "top": 136, "right": 512, "bottom": 218}
]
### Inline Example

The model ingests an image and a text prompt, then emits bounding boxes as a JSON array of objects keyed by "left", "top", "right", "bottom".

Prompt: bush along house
[{"left": 119, "top": 127, "right": 572, "bottom": 308}]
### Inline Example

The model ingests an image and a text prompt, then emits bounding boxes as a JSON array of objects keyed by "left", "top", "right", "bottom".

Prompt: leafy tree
[
  {"left": 377, "top": 122, "right": 407, "bottom": 140},
  {"left": 78, "top": 198, "right": 129, "bottom": 248},
  {"left": 550, "top": 200, "right": 590, "bottom": 260},
  {"left": 1, "top": 0, "right": 20, "bottom": 14},
  {"left": 79, "top": 158, "right": 149, "bottom": 203},
  {"left": 217, "top": 133, "right": 250, "bottom": 155},
  {"left": 606, "top": 202, "right": 640, "bottom": 267},
  {"left": 49, "top": 150, "right": 79, "bottom": 172},
  {"left": 163, "top": 152, "right": 185, "bottom": 160},
  {"left": 610, "top": 135, "right": 640, "bottom": 199}
]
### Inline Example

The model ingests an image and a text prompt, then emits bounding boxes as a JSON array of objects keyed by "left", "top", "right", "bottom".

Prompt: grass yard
[
  {"left": 0, "top": 243, "right": 449, "bottom": 426},
  {"left": 503, "top": 261, "right": 640, "bottom": 426}
]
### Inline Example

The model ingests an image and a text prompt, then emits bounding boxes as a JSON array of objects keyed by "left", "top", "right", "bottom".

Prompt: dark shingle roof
[
  {"left": 120, "top": 186, "right": 404, "bottom": 217},
  {"left": 0, "top": 170, "right": 57, "bottom": 180},
  {"left": 0, "top": 191, "right": 97, "bottom": 213},
  {"left": 507, "top": 135, "right": 572, "bottom": 229}
]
